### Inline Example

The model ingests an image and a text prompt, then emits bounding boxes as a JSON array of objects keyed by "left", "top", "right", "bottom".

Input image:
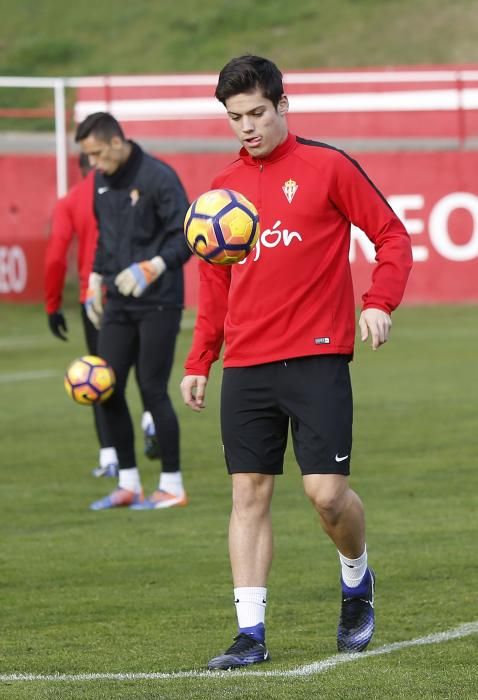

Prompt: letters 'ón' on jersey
[{"left": 185, "top": 133, "right": 412, "bottom": 376}]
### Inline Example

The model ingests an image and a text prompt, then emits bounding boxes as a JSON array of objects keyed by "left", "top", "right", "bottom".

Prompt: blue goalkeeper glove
[
  {"left": 84, "top": 272, "right": 103, "bottom": 329},
  {"left": 115, "top": 256, "right": 166, "bottom": 297}
]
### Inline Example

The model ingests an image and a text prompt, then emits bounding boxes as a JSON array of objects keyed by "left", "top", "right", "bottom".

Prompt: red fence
[
  {"left": 1, "top": 66, "right": 478, "bottom": 307},
  {"left": 1, "top": 149, "right": 477, "bottom": 306},
  {"left": 73, "top": 66, "right": 478, "bottom": 142}
]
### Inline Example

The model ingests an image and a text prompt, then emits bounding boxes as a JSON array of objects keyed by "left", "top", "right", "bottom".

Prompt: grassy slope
[
  {"left": 0, "top": 301, "right": 477, "bottom": 698},
  {"left": 1, "top": 0, "right": 478, "bottom": 76}
]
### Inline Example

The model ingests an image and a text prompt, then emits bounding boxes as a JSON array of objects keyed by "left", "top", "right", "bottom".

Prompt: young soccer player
[{"left": 181, "top": 55, "right": 413, "bottom": 668}]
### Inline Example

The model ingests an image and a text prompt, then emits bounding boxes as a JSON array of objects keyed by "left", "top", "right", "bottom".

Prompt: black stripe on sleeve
[{"left": 296, "top": 136, "right": 394, "bottom": 213}]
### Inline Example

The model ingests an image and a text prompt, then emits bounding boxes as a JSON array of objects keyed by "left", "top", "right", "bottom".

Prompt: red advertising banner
[{"left": 1, "top": 150, "right": 477, "bottom": 306}]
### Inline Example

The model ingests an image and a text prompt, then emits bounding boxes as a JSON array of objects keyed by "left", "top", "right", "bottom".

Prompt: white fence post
[{"left": 54, "top": 78, "right": 68, "bottom": 197}]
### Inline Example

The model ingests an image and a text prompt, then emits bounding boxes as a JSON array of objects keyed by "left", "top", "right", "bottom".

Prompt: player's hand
[
  {"left": 359, "top": 308, "right": 392, "bottom": 350},
  {"left": 180, "top": 374, "right": 207, "bottom": 412},
  {"left": 48, "top": 311, "right": 68, "bottom": 341},
  {"left": 115, "top": 256, "right": 166, "bottom": 298},
  {"left": 85, "top": 272, "right": 103, "bottom": 330}
]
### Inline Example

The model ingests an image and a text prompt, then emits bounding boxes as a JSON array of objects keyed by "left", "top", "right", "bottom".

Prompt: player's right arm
[
  {"left": 181, "top": 260, "right": 231, "bottom": 410},
  {"left": 44, "top": 196, "right": 77, "bottom": 340},
  {"left": 180, "top": 374, "right": 208, "bottom": 411},
  {"left": 44, "top": 196, "right": 75, "bottom": 316}
]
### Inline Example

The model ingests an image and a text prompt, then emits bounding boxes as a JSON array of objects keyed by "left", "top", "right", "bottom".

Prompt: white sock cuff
[
  {"left": 159, "top": 471, "right": 184, "bottom": 495},
  {"left": 338, "top": 545, "right": 367, "bottom": 569},
  {"left": 99, "top": 447, "right": 118, "bottom": 468},
  {"left": 141, "top": 411, "right": 154, "bottom": 431},
  {"left": 234, "top": 587, "right": 267, "bottom": 629},
  {"left": 234, "top": 587, "right": 267, "bottom": 605},
  {"left": 118, "top": 467, "right": 142, "bottom": 494},
  {"left": 338, "top": 546, "right": 368, "bottom": 588}
]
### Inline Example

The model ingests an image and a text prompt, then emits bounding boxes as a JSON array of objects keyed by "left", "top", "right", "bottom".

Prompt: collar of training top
[
  {"left": 239, "top": 132, "right": 297, "bottom": 166},
  {"left": 102, "top": 140, "right": 143, "bottom": 189}
]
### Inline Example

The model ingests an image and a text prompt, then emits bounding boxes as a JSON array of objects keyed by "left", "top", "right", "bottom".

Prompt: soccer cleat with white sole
[
  {"left": 337, "top": 568, "right": 375, "bottom": 652},
  {"left": 208, "top": 633, "right": 270, "bottom": 670}
]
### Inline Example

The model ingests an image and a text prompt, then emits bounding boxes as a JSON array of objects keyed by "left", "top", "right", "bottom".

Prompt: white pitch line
[
  {"left": 0, "top": 369, "right": 60, "bottom": 383},
  {"left": 1, "top": 621, "right": 477, "bottom": 683}
]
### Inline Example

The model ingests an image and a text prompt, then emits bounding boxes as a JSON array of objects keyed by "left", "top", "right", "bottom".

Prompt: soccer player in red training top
[
  {"left": 45, "top": 154, "right": 121, "bottom": 477},
  {"left": 44, "top": 154, "right": 159, "bottom": 477},
  {"left": 180, "top": 55, "right": 413, "bottom": 670}
]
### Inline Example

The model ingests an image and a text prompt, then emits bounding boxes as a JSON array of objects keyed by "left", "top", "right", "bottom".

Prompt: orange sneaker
[
  {"left": 90, "top": 487, "right": 144, "bottom": 511},
  {"left": 130, "top": 489, "right": 188, "bottom": 510}
]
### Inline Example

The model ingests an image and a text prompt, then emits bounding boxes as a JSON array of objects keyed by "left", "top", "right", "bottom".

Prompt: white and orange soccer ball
[
  {"left": 64, "top": 355, "right": 115, "bottom": 406},
  {"left": 184, "top": 189, "right": 260, "bottom": 265}
]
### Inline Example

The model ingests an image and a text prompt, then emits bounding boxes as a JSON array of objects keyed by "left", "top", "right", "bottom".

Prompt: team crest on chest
[
  {"left": 282, "top": 178, "right": 298, "bottom": 204},
  {"left": 129, "top": 188, "right": 140, "bottom": 206}
]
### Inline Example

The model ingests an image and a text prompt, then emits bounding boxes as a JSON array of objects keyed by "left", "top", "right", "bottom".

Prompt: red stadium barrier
[
  {"left": 1, "top": 149, "right": 477, "bottom": 306},
  {"left": 1, "top": 66, "right": 478, "bottom": 306},
  {"left": 73, "top": 66, "right": 478, "bottom": 143}
]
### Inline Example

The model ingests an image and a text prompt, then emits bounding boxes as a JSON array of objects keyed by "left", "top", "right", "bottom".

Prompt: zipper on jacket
[{"left": 257, "top": 161, "right": 264, "bottom": 211}]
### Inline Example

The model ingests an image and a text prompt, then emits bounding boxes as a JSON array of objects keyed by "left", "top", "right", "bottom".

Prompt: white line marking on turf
[
  {"left": 0, "top": 369, "right": 60, "bottom": 383},
  {"left": 1, "top": 621, "right": 476, "bottom": 683},
  {"left": 0, "top": 335, "right": 54, "bottom": 349}
]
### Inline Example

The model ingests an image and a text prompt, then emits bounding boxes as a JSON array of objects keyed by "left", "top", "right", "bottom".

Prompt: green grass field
[{"left": 0, "top": 299, "right": 477, "bottom": 699}]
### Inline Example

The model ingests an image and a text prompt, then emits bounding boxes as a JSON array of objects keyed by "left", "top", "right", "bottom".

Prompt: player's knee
[
  {"left": 231, "top": 473, "right": 273, "bottom": 517},
  {"left": 304, "top": 478, "right": 348, "bottom": 524}
]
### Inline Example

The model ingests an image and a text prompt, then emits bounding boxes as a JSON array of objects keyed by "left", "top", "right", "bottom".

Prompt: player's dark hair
[
  {"left": 74, "top": 112, "right": 125, "bottom": 143},
  {"left": 78, "top": 152, "right": 90, "bottom": 171},
  {"left": 215, "top": 55, "right": 284, "bottom": 107}
]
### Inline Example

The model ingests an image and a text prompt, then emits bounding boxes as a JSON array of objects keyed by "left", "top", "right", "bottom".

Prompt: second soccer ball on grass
[{"left": 64, "top": 355, "right": 115, "bottom": 406}]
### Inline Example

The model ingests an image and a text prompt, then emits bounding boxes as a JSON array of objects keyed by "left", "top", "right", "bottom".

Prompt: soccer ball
[
  {"left": 64, "top": 355, "right": 115, "bottom": 406},
  {"left": 184, "top": 189, "right": 260, "bottom": 264}
]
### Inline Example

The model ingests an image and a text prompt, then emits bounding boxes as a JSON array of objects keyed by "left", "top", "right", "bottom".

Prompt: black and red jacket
[{"left": 185, "top": 133, "right": 412, "bottom": 376}]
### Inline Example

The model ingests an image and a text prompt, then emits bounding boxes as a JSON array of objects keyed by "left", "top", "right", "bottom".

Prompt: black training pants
[
  {"left": 80, "top": 303, "right": 113, "bottom": 451},
  {"left": 97, "top": 305, "right": 182, "bottom": 472}
]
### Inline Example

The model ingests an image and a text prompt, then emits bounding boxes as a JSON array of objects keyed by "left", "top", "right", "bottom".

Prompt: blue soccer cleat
[
  {"left": 337, "top": 568, "right": 375, "bottom": 652},
  {"left": 207, "top": 633, "right": 270, "bottom": 670}
]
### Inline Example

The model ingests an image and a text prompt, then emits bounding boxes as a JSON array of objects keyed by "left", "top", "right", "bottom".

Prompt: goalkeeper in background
[{"left": 75, "top": 112, "right": 191, "bottom": 511}]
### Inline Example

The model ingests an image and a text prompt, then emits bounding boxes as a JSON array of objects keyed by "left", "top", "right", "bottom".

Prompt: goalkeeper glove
[
  {"left": 114, "top": 256, "right": 166, "bottom": 298},
  {"left": 48, "top": 310, "right": 68, "bottom": 341},
  {"left": 84, "top": 272, "right": 103, "bottom": 329}
]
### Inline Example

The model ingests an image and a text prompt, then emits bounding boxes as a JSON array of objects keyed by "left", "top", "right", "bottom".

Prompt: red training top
[
  {"left": 185, "top": 133, "right": 413, "bottom": 376},
  {"left": 44, "top": 171, "right": 98, "bottom": 313}
]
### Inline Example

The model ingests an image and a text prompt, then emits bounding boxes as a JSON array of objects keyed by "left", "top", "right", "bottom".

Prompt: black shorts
[{"left": 220, "top": 355, "right": 353, "bottom": 476}]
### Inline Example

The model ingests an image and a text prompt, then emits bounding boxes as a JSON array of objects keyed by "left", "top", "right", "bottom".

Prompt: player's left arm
[
  {"left": 358, "top": 307, "right": 392, "bottom": 350},
  {"left": 331, "top": 152, "right": 413, "bottom": 316},
  {"left": 44, "top": 197, "right": 75, "bottom": 313}
]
